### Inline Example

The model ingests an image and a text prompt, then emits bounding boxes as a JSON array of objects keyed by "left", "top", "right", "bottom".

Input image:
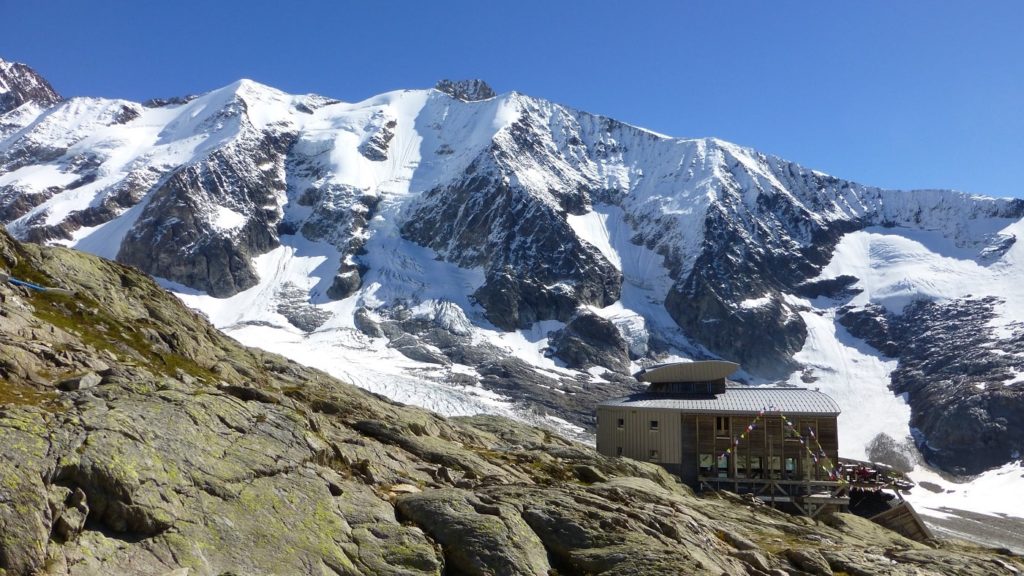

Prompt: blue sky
[{"left": 4, "top": 0, "right": 1022, "bottom": 197}]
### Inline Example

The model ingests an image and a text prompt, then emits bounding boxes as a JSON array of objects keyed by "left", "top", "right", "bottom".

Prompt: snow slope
[{"left": 787, "top": 223, "right": 1024, "bottom": 520}]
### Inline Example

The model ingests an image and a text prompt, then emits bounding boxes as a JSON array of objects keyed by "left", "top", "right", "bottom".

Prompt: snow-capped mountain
[{"left": 2, "top": 60, "right": 1022, "bottom": 508}]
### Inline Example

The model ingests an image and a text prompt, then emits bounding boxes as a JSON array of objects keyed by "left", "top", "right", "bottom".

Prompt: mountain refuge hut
[{"left": 597, "top": 360, "right": 846, "bottom": 515}]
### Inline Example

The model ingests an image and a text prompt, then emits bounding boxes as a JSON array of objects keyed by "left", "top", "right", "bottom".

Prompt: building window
[
  {"left": 649, "top": 420, "right": 659, "bottom": 431},
  {"left": 716, "top": 454, "right": 729, "bottom": 478},
  {"left": 649, "top": 449, "right": 659, "bottom": 461},
  {"left": 699, "top": 453, "right": 713, "bottom": 475},
  {"left": 616, "top": 418, "right": 624, "bottom": 429},
  {"left": 736, "top": 455, "right": 747, "bottom": 478},
  {"left": 616, "top": 446, "right": 623, "bottom": 456},
  {"left": 769, "top": 456, "right": 782, "bottom": 479},
  {"left": 750, "top": 456, "right": 763, "bottom": 479},
  {"left": 785, "top": 457, "right": 797, "bottom": 478},
  {"left": 715, "top": 416, "right": 730, "bottom": 437}
]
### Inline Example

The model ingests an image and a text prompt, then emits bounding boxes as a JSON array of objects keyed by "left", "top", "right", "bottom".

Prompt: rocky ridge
[
  {"left": 434, "top": 79, "right": 496, "bottom": 102},
  {"left": 2, "top": 233, "right": 1022, "bottom": 575},
  {"left": 0, "top": 59, "right": 61, "bottom": 116}
]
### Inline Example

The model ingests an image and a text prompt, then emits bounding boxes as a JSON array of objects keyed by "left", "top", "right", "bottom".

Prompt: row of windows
[
  {"left": 610, "top": 449, "right": 806, "bottom": 473},
  {"left": 614, "top": 416, "right": 730, "bottom": 431},
  {"left": 699, "top": 454, "right": 800, "bottom": 478},
  {"left": 612, "top": 447, "right": 660, "bottom": 461},
  {"left": 613, "top": 416, "right": 731, "bottom": 433},
  {"left": 614, "top": 418, "right": 661, "bottom": 430},
  {"left": 610, "top": 415, "right": 818, "bottom": 439}
]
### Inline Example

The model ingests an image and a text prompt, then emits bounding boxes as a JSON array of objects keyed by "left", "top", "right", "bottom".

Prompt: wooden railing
[{"left": 698, "top": 476, "right": 850, "bottom": 516}]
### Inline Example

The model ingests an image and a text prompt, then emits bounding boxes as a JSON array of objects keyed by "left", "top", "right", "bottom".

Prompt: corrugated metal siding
[
  {"left": 597, "top": 407, "right": 681, "bottom": 465},
  {"left": 636, "top": 360, "right": 739, "bottom": 383},
  {"left": 599, "top": 386, "right": 841, "bottom": 416}
]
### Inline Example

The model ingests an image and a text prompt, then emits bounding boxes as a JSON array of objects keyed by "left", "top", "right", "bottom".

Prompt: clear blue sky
[{"left": 4, "top": 0, "right": 1022, "bottom": 197}]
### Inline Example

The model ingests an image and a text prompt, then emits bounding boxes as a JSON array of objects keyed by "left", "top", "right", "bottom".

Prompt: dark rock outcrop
[
  {"left": 549, "top": 312, "right": 631, "bottom": 374},
  {"left": 118, "top": 126, "right": 294, "bottom": 296},
  {"left": 838, "top": 304, "right": 901, "bottom": 357},
  {"left": 403, "top": 165, "right": 621, "bottom": 330},
  {"left": 842, "top": 297, "right": 1024, "bottom": 474},
  {"left": 796, "top": 274, "right": 862, "bottom": 300},
  {"left": 434, "top": 79, "right": 496, "bottom": 102},
  {"left": 0, "top": 59, "right": 62, "bottom": 114},
  {"left": 358, "top": 114, "right": 397, "bottom": 161},
  {"left": 888, "top": 298, "right": 1024, "bottom": 474}
]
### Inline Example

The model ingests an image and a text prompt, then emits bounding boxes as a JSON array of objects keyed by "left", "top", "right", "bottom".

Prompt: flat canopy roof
[
  {"left": 635, "top": 360, "right": 739, "bottom": 383},
  {"left": 599, "top": 386, "right": 841, "bottom": 416}
]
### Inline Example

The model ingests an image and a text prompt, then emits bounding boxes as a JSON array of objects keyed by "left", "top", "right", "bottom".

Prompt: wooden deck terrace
[
  {"left": 698, "top": 462, "right": 915, "bottom": 518},
  {"left": 698, "top": 476, "right": 850, "bottom": 517}
]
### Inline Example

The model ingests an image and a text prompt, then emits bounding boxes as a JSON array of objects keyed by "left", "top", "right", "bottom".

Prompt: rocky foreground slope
[{"left": 1, "top": 235, "right": 1021, "bottom": 575}]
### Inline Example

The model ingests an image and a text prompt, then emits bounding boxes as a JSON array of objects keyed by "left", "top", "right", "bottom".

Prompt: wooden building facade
[{"left": 597, "top": 361, "right": 843, "bottom": 513}]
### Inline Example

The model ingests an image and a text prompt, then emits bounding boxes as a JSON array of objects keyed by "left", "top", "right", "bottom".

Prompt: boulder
[
  {"left": 785, "top": 548, "right": 832, "bottom": 576},
  {"left": 57, "top": 371, "right": 102, "bottom": 391}
]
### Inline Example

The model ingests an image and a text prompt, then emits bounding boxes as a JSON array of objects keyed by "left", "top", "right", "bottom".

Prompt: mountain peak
[
  {"left": 0, "top": 58, "right": 62, "bottom": 114},
  {"left": 434, "top": 78, "right": 495, "bottom": 101}
]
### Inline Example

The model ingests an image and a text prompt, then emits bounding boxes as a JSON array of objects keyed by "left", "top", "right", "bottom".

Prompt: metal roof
[
  {"left": 635, "top": 360, "right": 739, "bottom": 383},
  {"left": 598, "top": 386, "right": 841, "bottom": 416}
]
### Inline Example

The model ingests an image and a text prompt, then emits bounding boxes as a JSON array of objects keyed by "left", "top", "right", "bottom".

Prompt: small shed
[{"left": 597, "top": 361, "right": 842, "bottom": 511}]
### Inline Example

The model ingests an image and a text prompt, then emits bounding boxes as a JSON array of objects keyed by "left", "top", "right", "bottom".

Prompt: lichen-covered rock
[
  {"left": 785, "top": 547, "right": 833, "bottom": 575},
  {"left": 0, "top": 409, "right": 53, "bottom": 575},
  {"left": 397, "top": 489, "right": 551, "bottom": 575}
]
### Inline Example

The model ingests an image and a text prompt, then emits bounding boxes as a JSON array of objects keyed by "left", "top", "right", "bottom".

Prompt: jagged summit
[
  {"left": 434, "top": 78, "right": 496, "bottom": 101},
  {"left": 0, "top": 58, "right": 62, "bottom": 114}
]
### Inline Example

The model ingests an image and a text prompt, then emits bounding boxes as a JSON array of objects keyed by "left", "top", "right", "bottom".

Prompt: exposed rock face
[
  {"left": 0, "top": 230, "right": 1022, "bottom": 575},
  {"left": 403, "top": 162, "right": 621, "bottom": 330},
  {"left": 434, "top": 79, "right": 496, "bottom": 101},
  {"left": 0, "top": 59, "right": 62, "bottom": 114},
  {"left": 275, "top": 282, "right": 332, "bottom": 332},
  {"left": 795, "top": 274, "right": 862, "bottom": 299},
  {"left": 549, "top": 311, "right": 631, "bottom": 373},
  {"left": 358, "top": 112, "right": 397, "bottom": 161},
  {"left": 866, "top": 432, "right": 917, "bottom": 473},
  {"left": 353, "top": 304, "right": 640, "bottom": 427},
  {"left": 890, "top": 298, "right": 1024, "bottom": 475},
  {"left": 117, "top": 116, "right": 293, "bottom": 296},
  {"left": 838, "top": 303, "right": 901, "bottom": 357},
  {"left": 841, "top": 297, "right": 1024, "bottom": 475}
]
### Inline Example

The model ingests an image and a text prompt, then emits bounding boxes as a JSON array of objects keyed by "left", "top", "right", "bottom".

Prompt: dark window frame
[{"left": 715, "top": 416, "right": 730, "bottom": 437}]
